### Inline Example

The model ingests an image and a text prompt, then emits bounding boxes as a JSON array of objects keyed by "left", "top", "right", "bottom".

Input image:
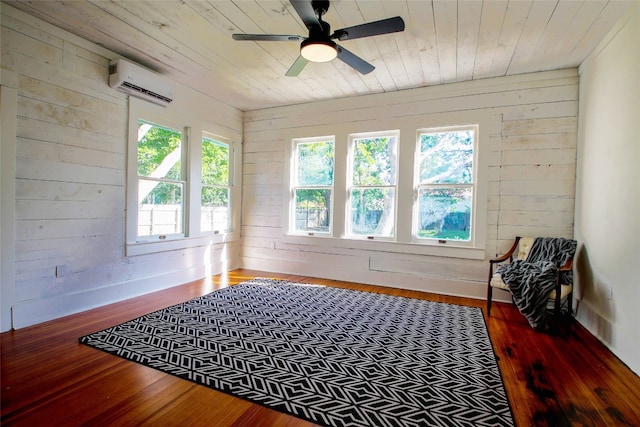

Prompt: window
[
  {"left": 126, "top": 98, "right": 240, "bottom": 255},
  {"left": 285, "top": 111, "right": 488, "bottom": 259},
  {"left": 415, "top": 126, "right": 477, "bottom": 243},
  {"left": 137, "top": 120, "right": 185, "bottom": 238},
  {"left": 291, "top": 138, "right": 334, "bottom": 235},
  {"left": 201, "top": 133, "right": 231, "bottom": 234},
  {"left": 348, "top": 132, "right": 398, "bottom": 239}
]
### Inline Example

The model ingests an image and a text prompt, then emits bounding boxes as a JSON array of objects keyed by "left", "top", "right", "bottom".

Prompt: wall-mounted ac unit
[{"left": 108, "top": 59, "right": 174, "bottom": 107}]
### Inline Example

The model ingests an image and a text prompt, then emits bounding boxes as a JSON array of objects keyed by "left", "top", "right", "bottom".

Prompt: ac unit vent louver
[{"left": 108, "top": 59, "right": 174, "bottom": 107}]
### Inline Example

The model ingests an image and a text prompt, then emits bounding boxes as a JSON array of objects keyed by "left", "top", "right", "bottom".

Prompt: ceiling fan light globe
[{"left": 300, "top": 40, "right": 337, "bottom": 62}]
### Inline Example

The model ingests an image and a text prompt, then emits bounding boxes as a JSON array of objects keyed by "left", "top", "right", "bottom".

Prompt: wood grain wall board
[
  {"left": 15, "top": 158, "right": 124, "bottom": 186},
  {"left": 455, "top": 1, "right": 483, "bottom": 82},
  {"left": 500, "top": 164, "right": 576, "bottom": 181},
  {"left": 14, "top": 180, "right": 122, "bottom": 202},
  {"left": 369, "top": 256, "right": 485, "bottom": 282},
  {"left": 243, "top": 150, "right": 287, "bottom": 165},
  {"left": 499, "top": 101, "right": 579, "bottom": 122},
  {"left": 17, "top": 99, "right": 122, "bottom": 138},
  {"left": 15, "top": 199, "right": 123, "bottom": 221},
  {"left": 242, "top": 160, "right": 287, "bottom": 177},
  {"left": 241, "top": 214, "right": 283, "bottom": 228},
  {"left": 243, "top": 80, "right": 579, "bottom": 133},
  {"left": 242, "top": 172, "right": 285, "bottom": 187},
  {"left": 507, "top": 0, "right": 562, "bottom": 75},
  {"left": 502, "top": 117, "right": 578, "bottom": 136},
  {"left": 499, "top": 179, "right": 575, "bottom": 196},
  {"left": 498, "top": 210, "right": 575, "bottom": 228},
  {"left": 488, "top": 1, "right": 533, "bottom": 78},
  {"left": 242, "top": 184, "right": 287, "bottom": 199},
  {"left": 497, "top": 225, "right": 574, "bottom": 241},
  {"left": 15, "top": 217, "right": 124, "bottom": 241},
  {"left": 498, "top": 196, "right": 575, "bottom": 213},
  {"left": 241, "top": 225, "right": 286, "bottom": 240},
  {"left": 17, "top": 74, "right": 120, "bottom": 115},
  {"left": 16, "top": 138, "right": 124, "bottom": 171},
  {"left": 502, "top": 133, "right": 577, "bottom": 150},
  {"left": 472, "top": 0, "right": 508, "bottom": 79},
  {"left": 3, "top": 52, "right": 120, "bottom": 106},
  {"left": 17, "top": 118, "right": 125, "bottom": 155}
]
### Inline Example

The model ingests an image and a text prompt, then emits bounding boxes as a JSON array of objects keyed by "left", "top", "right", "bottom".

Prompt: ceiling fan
[{"left": 232, "top": 0, "right": 405, "bottom": 76}]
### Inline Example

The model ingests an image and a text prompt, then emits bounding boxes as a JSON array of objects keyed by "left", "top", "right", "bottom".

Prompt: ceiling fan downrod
[
  {"left": 309, "top": 0, "right": 331, "bottom": 40},
  {"left": 311, "top": 0, "right": 330, "bottom": 18}
]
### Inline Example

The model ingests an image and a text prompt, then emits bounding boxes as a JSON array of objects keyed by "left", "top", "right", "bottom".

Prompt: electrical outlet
[
  {"left": 607, "top": 286, "right": 613, "bottom": 300},
  {"left": 55, "top": 264, "right": 66, "bottom": 278}
]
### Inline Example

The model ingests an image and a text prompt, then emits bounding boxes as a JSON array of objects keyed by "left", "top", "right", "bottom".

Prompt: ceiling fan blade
[
  {"left": 232, "top": 34, "right": 303, "bottom": 42},
  {"left": 336, "top": 45, "right": 375, "bottom": 75},
  {"left": 285, "top": 55, "right": 309, "bottom": 77},
  {"left": 289, "top": 0, "right": 321, "bottom": 30},
  {"left": 332, "top": 16, "right": 405, "bottom": 41}
]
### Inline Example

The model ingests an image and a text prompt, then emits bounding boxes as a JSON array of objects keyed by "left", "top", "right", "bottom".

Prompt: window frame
[
  {"left": 289, "top": 136, "right": 335, "bottom": 236},
  {"left": 200, "top": 132, "right": 233, "bottom": 235},
  {"left": 135, "top": 118, "right": 187, "bottom": 241},
  {"left": 413, "top": 124, "right": 479, "bottom": 248},
  {"left": 346, "top": 130, "right": 399, "bottom": 241},
  {"left": 125, "top": 98, "right": 240, "bottom": 256}
]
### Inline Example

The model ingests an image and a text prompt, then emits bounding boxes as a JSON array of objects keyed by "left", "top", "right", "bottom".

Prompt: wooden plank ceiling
[{"left": 4, "top": 0, "right": 634, "bottom": 111}]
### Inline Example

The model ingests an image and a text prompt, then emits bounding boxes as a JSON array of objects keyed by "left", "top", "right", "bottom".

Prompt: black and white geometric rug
[{"left": 80, "top": 278, "right": 514, "bottom": 427}]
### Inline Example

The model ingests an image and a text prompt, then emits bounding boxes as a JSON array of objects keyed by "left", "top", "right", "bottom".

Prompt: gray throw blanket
[{"left": 496, "top": 237, "right": 577, "bottom": 330}]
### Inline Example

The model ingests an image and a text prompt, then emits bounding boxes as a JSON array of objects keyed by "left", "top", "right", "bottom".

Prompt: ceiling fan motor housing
[
  {"left": 301, "top": 2, "right": 337, "bottom": 63},
  {"left": 308, "top": 19, "right": 332, "bottom": 42}
]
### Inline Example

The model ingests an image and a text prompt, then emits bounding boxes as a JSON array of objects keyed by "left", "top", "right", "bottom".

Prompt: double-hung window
[
  {"left": 126, "top": 98, "right": 239, "bottom": 255},
  {"left": 348, "top": 131, "right": 398, "bottom": 239},
  {"left": 291, "top": 138, "right": 334, "bottom": 235},
  {"left": 137, "top": 119, "right": 185, "bottom": 238},
  {"left": 201, "top": 133, "right": 231, "bottom": 234},
  {"left": 415, "top": 125, "right": 477, "bottom": 243}
]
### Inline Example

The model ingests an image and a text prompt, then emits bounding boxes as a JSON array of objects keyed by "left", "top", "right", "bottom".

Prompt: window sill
[
  {"left": 126, "top": 232, "right": 239, "bottom": 257},
  {"left": 282, "top": 235, "right": 485, "bottom": 260}
]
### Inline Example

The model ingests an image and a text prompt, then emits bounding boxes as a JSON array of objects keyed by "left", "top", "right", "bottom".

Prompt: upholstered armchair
[{"left": 486, "top": 236, "right": 575, "bottom": 330}]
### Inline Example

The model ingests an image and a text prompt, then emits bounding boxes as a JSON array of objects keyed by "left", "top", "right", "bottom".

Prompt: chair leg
[
  {"left": 567, "top": 291, "right": 573, "bottom": 318},
  {"left": 563, "top": 292, "right": 574, "bottom": 333},
  {"left": 550, "top": 285, "right": 562, "bottom": 333},
  {"left": 486, "top": 264, "right": 495, "bottom": 316}
]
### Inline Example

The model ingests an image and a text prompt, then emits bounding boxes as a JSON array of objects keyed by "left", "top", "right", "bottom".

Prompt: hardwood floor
[{"left": 2, "top": 269, "right": 639, "bottom": 426}]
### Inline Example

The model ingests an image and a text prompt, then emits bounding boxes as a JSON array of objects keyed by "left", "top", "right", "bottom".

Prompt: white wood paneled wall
[
  {"left": 242, "top": 69, "right": 578, "bottom": 299},
  {"left": 1, "top": 6, "right": 243, "bottom": 329}
]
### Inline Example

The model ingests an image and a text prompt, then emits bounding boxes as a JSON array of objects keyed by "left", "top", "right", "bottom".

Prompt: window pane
[
  {"left": 202, "top": 137, "right": 229, "bottom": 186},
  {"left": 137, "top": 120, "right": 182, "bottom": 180},
  {"left": 138, "top": 179, "right": 183, "bottom": 236},
  {"left": 352, "top": 136, "right": 397, "bottom": 186},
  {"left": 419, "top": 130, "right": 473, "bottom": 184},
  {"left": 201, "top": 186, "right": 229, "bottom": 232},
  {"left": 295, "top": 189, "right": 331, "bottom": 233},
  {"left": 417, "top": 187, "right": 472, "bottom": 241},
  {"left": 350, "top": 188, "right": 395, "bottom": 237},
  {"left": 297, "top": 141, "right": 334, "bottom": 186}
]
